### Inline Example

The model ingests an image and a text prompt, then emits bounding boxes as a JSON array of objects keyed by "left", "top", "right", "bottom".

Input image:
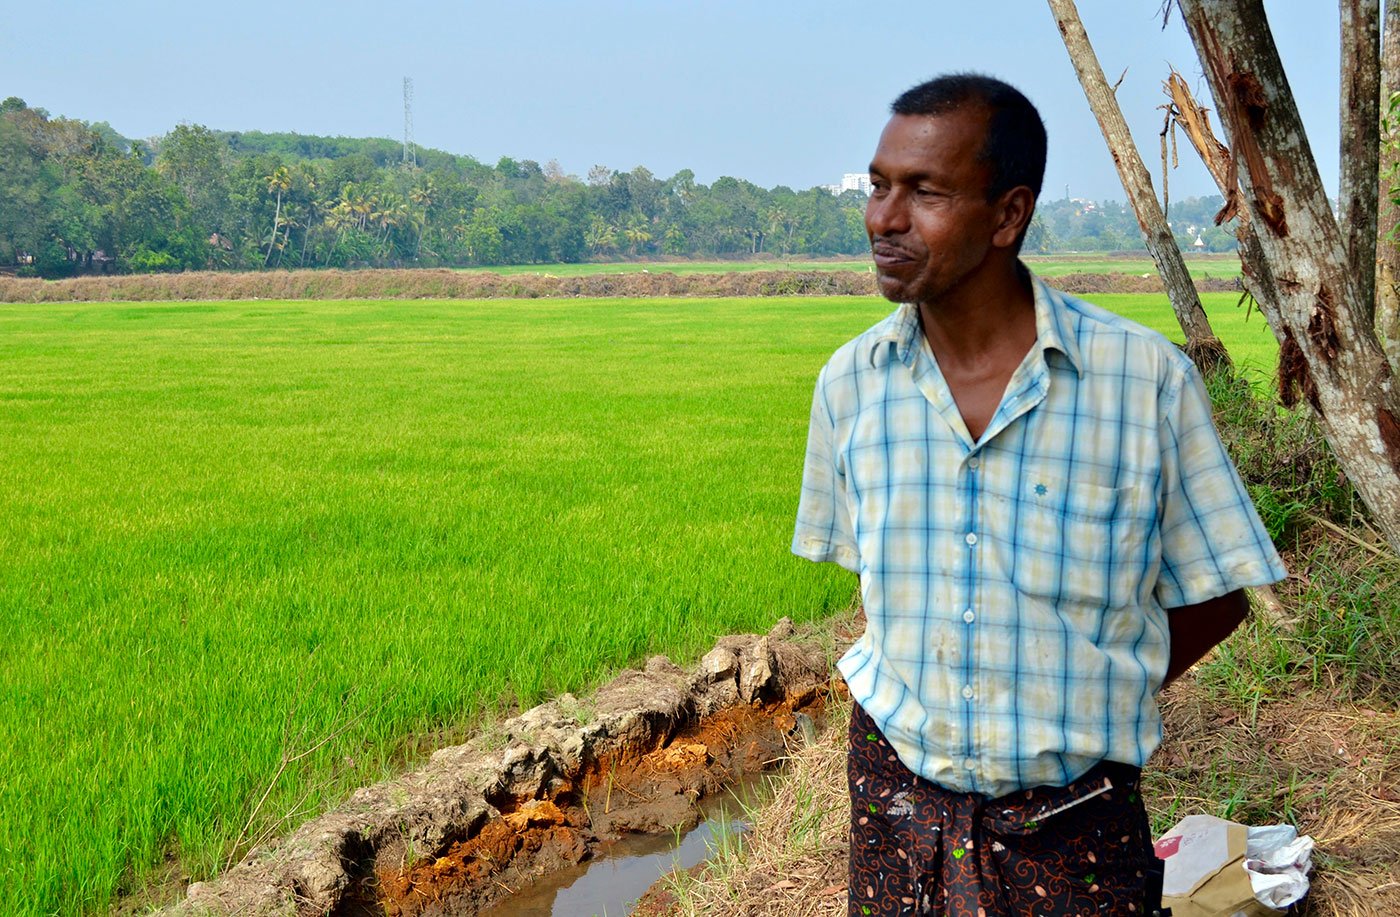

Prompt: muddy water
[{"left": 478, "top": 782, "right": 760, "bottom": 917}]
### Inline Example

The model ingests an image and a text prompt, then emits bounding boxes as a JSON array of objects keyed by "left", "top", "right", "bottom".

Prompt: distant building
[
  {"left": 824, "top": 172, "right": 873, "bottom": 196},
  {"left": 841, "top": 172, "right": 873, "bottom": 194}
]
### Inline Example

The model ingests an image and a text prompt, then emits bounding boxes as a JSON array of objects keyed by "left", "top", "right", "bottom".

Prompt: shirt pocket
[{"left": 995, "top": 475, "right": 1154, "bottom": 609}]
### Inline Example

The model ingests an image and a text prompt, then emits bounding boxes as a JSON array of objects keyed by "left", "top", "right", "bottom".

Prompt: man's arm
[{"left": 1162, "top": 588, "right": 1249, "bottom": 687}]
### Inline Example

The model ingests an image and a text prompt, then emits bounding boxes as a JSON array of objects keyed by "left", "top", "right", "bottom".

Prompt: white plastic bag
[{"left": 1243, "top": 824, "right": 1313, "bottom": 910}]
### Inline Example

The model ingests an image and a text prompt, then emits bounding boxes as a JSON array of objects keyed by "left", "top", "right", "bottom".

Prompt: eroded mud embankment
[{"left": 164, "top": 618, "right": 831, "bottom": 916}]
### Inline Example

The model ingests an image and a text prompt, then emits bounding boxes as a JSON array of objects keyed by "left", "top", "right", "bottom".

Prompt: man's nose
[{"left": 865, "top": 190, "right": 909, "bottom": 236}]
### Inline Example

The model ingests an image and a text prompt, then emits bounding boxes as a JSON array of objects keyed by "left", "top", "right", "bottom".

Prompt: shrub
[{"left": 1205, "top": 371, "right": 1357, "bottom": 544}]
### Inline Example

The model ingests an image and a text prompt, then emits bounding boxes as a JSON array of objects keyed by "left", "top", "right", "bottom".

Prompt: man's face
[{"left": 865, "top": 109, "right": 1004, "bottom": 306}]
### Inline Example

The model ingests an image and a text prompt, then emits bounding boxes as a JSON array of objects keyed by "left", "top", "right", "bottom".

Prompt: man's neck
[{"left": 917, "top": 262, "right": 1036, "bottom": 371}]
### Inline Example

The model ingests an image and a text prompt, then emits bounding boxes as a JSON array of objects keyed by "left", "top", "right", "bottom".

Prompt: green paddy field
[{"left": 0, "top": 292, "right": 1275, "bottom": 914}]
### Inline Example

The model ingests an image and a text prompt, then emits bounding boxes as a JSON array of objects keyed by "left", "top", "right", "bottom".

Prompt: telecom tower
[{"left": 402, "top": 77, "right": 417, "bottom": 167}]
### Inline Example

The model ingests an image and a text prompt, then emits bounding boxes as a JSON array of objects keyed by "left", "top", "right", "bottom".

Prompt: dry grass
[
  {"left": 0, "top": 267, "right": 1241, "bottom": 303},
  {"left": 643, "top": 692, "right": 852, "bottom": 917},
  {"left": 0, "top": 269, "right": 877, "bottom": 303},
  {"left": 1150, "top": 681, "right": 1400, "bottom": 917}
]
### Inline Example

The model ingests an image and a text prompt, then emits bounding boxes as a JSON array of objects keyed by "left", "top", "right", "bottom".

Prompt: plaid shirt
[{"left": 793, "top": 275, "right": 1285, "bottom": 795}]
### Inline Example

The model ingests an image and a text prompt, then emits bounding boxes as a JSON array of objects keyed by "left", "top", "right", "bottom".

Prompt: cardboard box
[{"left": 1154, "top": 815, "right": 1286, "bottom": 917}]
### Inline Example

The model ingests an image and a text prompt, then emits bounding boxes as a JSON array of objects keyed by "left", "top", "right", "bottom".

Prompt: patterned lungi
[{"left": 848, "top": 702, "right": 1167, "bottom": 916}]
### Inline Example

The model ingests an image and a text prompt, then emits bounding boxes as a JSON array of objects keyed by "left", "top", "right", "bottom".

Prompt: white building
[
  {"left": 824, "top": 172, "right": 872, "bottom": 195},
  {"left": 840, "top": 172, "right": 873, "bottom": 194}
]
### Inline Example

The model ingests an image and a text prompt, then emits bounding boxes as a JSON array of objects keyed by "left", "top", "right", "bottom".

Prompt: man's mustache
[{"left": 871, "top": 238, "right": 916, "bottom": 259}]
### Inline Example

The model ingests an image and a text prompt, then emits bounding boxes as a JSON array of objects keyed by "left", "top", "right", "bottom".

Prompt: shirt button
[
  {"left": 961, "top": 685, "right": 975, "bottom": 700},
  {"left": 967, "top": 456, "right": 980, "bottom": 470},
  {"left": 963, "top": 757, "right": 977, "bottom": 770},
  {"left": 965, "top": 532, "right": 978, "bottom": 546},
  {"left": 963, "top": 608, "right": 975, "bottom": 623}
]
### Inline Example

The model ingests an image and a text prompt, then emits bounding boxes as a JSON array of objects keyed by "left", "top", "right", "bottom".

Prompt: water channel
[{"left": 477, "top": 781, "right": 759, "bottom": 917}]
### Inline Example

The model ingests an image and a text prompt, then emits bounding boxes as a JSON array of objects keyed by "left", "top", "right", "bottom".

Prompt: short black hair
[{"left": 891, "top": 74, "right": 1047, "bottom": 202}]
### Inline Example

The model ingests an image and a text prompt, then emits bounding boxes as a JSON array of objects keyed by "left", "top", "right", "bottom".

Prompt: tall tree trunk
[
  {"left": 300, "top": 219, "right": 312, "bottom": 267},
  {"left": 1047, "top": 0, "right": 1231, "bottom": 374},
  {"left": 264, "top": 188, "right": 281, "bottom": 269},
  {"left": 1342, "top": 0, "right": 1381, "bottom": 320},
  {"left": 1180, "top": 0, "right": 1400, "bottom": 554},
  {"left": 275, "top": 222, "right": 289, "bottom": 269},
  {"left": 1380, "top": 0, "right": 1400, "bottom": 363}
]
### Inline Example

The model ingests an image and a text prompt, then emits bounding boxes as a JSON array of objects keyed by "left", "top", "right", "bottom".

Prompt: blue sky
[{"left": 1, "top": 1, "right": 1340, "bottom": 202}]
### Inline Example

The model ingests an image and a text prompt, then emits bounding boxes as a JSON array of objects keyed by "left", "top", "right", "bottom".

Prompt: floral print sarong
[{"left": 848, "top": 703, "right": 1168, "bottom": 916}]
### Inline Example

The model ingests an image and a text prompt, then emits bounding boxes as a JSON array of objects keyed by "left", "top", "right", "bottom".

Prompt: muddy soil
[{"left": 163, "top": 619, "right": 831, "bottom": 916}]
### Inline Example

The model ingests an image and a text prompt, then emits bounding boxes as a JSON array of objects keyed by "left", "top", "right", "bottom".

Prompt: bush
[
  {"left": 1205, "top": 371, "right": 1357, "bottom": 544},
  {"left": 124, "top": 247, "right": 181, "bottom": 274},
  {"left": 34, "top": 241, "right": 77, "bottom": 278}
]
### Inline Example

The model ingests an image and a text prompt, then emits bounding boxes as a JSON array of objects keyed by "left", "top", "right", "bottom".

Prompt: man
[{"left": 792, "top": 74, "right": 1285, "bottom": 916}]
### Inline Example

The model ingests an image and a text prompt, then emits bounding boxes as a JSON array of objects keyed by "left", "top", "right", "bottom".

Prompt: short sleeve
[
  {"left": 1154, "top": 363, "right": 1287, "bottom": 608},
  {"left": 792, "top": 365, "right": 860, "bottom": 574}
]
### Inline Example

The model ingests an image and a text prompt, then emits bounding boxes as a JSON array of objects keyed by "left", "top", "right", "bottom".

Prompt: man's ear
[{"left": 991, "top": 186, "right": 1035, "bottom": 250}]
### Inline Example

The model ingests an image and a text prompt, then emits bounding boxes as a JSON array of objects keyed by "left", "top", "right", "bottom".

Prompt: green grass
[
  {"left": 1089, "top": 292, "right": 1279, "bottom": 377},
  {"left": 0, "top": 291, "right": 1273, "bottom": 915}
]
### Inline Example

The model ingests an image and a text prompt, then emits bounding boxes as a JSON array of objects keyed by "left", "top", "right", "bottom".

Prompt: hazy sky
[{"left": 1, "top": 1, "right": 1341, "bottom": 202}]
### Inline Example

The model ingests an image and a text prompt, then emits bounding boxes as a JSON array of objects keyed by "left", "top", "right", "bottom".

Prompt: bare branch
[
  {"left": 1047, "top": 0, "right": 1229, "bottom": 372},
  {"left": 1159, "top": 0, "right": 1176, "bottom": 31}
]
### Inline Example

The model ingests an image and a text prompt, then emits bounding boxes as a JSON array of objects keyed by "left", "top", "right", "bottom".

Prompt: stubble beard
[{"left": 873, "top": 263, "right": 940, "bottom": 308}]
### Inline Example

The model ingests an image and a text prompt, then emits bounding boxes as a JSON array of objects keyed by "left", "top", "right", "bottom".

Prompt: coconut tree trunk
[
  {"left": 1179, "top": 0, "right": 1400, "bottom": 554},
  {"left": 1380, "top": 0, "right": 1400, "bottom": 362},
  {"left": 1047, "top": 0, "right": 1230, "bottom": 374},
  {"left": 1342, "top": 0, "right": 1381, "bottom": 319},
  {"left": 264, "top": 188, "right": 282, "bottom": 269}
]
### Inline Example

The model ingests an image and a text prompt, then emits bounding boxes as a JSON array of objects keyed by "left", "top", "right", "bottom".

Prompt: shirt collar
[
  {"left": 868, "top": 268, "right": 1084, "bottom": 377},
  {"left": 1030, "top": 272, "right": 1084, "bottom": 376}
]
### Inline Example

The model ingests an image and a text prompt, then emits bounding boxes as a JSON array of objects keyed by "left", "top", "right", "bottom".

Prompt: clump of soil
[{"left": 162, "top": 619, "right": 831, "bottom": 916}]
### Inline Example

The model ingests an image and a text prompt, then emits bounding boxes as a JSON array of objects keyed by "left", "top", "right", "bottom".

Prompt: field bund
[{"left": 0, "top": 293, "right": 1278, "bottom": 914}]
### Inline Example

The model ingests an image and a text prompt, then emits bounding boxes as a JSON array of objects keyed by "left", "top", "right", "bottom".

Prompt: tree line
[{"left": 0, "top": 96, "right": 1234, "bottom": 278}]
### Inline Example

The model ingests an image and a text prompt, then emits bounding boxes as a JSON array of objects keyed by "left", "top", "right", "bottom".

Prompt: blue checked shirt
[{"left": 793, "top": 275, "right": 1286, "bottom": 796}]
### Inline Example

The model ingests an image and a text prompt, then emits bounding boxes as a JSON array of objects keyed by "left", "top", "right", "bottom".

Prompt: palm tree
[
  {"left": 408, "top": 179, "right": 435, "bottom": 259},
  {"left": 262, "top": 166, "right": 292, "bottom": 268},
  {"left": 298, "top": 192, "right": 326, "bottom": 267},
  {"left": 622, "top": 214, "right": 652, "bottom": 256},
  {"left": 325, "top": 195, "right": 358, "bottom": 265},
  {"left": 585, "top": 217, "right": 619, "bottom": 255},
  {"left": 663, "top": 224, "right": 686, "bottom": 255},
  {"left": 371, "top": 194, "right": 409, "bottom": 262},
  {"left": 765, "top": 206, "right": 798, "bottom": 255}
]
